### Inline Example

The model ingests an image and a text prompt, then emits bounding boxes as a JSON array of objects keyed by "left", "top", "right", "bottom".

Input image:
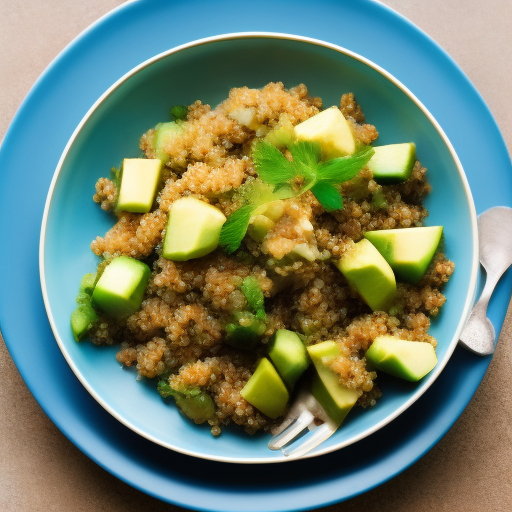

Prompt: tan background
[{"left": 1, "top": 1, "right": 511, "bottom": 510}]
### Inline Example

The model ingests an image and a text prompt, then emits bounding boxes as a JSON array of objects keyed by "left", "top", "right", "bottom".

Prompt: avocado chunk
[
  {"left": 225, "top": 312, "right": 266, "bottom": 350},
  {"left": 247, "top": 200, "right": 286, "bottom": 242},
  {"left": 268, "top": 329, "right": 310, "bottom": 389},
  {"left": 265, "top": 114, "right": 295, "bottom": 148},
  {"left": 91, "top": 256, "right": 151, "bottom": 318},
  {"left": 71, "top": 272, "right": 98, "bottom": 341},
  {"left": 79, "top": 273, "right": 96, "bottom": 295},
  {"left": 117, "top": 158, "right": 162, "bottom": 213},
  {"left": 247, "top": 214, "right": 275, "bottom": 242},
  {"left": 366, "top": 335, "right": 437, "bottom": 382},
  {"left": 294, "top": 107, "right": 357, "bottom": 159},
  {"left": 307, "top": 341, "right": 359, "bottom": 426},
  {"left": 71, "top": 303, "right": 98, "bottom": 342},
  {"left": 333, "top": 239, "right": 396, "bottom": 311},
  {"left": 240, "top": 358, "right": 289, "bottom": 418},
  {"left": 157, "top": 381, "right": 215, "bottom": 424},
  {"left": 162, "top": 197, "right": 226, "bottom": 261},
  {"left": 364, "top": 226, "right": 443, "bottom": 284},
  {"left": 154, "top": 121, "right": 184, "bottom": 163},
  {"left": 367, "top": 143, "right": 416, "bottom": 184}
]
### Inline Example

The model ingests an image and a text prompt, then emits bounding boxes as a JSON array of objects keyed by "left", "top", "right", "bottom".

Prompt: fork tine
[
  {"left": 282, "top": 421, "right": 337, "bottom": 458},
  {"left": 268, "top": 409, "right": 314, "bottom": 450}
]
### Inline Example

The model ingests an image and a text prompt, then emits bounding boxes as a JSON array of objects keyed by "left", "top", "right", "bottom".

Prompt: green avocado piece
[
  {"left": 117, "top": 158, "right": 162, "bottom": 213},
  {"left": 294, "top": 107, "right": 357, "bottom": 159},
  {"left": 240, "top": 358, "right": 289, "bottom": 418},
  {"left": 162, "top": 197, "right": 226, "bottom": 261},
  {"left": 333, "top": 239, "right": 396, "bottom": 311},
  {"left": 225, "top": 312, "right": 266, "bottom": 350},
  {"left": 365, "top": 335, "right": 437, "bottom": 382},
  {"left": 174, "top": 391, "right": 215, "bottom": 423},
  {"left": 157, "top": 382, "right": 215, "bottom": 423},
  {"left": 154, "top": 121, "right": 184, "bottom": 163},
  {"left": 307, "top": 341, "right": 359, "bottom": 426},
  {"left": 247, "top": 214, "right": 275, "bottom": 242},
  {"left": 71, "top": 303, "right": 98, "bottom": 342},
  {"left": 268, "top": 329, "right": 310, "bottom": 389},
  {"left": 367, "top": 143, "right": 416, "bottom": 184},
  {"left": 91, "top": 256, "right": 151, "bottom": 318},
  {"left": 364, "top": 226, "right": 443, "bottom": 284},
  {"left": 264, "top": 114, "right": 295, "bottom": 148},
  {"left": 79, "top": 273, "right": 96, "bottom": 295}
]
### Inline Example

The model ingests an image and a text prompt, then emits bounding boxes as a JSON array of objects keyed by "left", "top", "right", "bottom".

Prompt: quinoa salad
[{"left": 71, "top": 82, "right": 454, "bottom": 437}]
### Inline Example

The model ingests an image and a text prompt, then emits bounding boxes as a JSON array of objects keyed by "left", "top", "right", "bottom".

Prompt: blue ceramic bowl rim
[{"left": 39, "top": 32, "right": 479, "bottom": 464}]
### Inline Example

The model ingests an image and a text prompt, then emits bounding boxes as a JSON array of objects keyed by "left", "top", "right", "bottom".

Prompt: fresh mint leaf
[
  {"left": 252, "top": 140, "right": 297, "bottom": 186},
  {"left": 240, "top": 276, "right": 266, "bottom": 320},
  {"left": 219, "top": 204, "right": 259, "bottom": 254},
  {"left": 311, "top": 181, "right": 343, "bottom": 211},
  {"left": 317, "top": 147, "right": 374, "bottom": 184}
]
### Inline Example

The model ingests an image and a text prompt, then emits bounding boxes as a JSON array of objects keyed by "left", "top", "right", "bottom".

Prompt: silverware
[
  {"left": 459, "top": 206, "right": 512, "bottom": 355},
  {"left": 268, "top": 384, "right": 338, "bottom": 458}
]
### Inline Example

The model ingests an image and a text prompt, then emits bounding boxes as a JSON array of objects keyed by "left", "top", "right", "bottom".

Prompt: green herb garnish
[
  {"left": 219, "top": 140, "right": 374, "bottom": 253},
  {"left": 240, "top": 276, "right": 266, "bottom": 320},
  {"left": 170, "top": 104, "right": 188, "bottom": 121},
  {"left": 219, "top": 181, "right": 292, "bottom": 254}
]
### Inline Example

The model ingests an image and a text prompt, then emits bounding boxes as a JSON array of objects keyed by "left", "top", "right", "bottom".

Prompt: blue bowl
[{"left": 40, "top": 33, "right": 478, "bottom": 463}]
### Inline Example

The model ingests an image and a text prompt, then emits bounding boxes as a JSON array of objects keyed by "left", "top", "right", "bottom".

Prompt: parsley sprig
[{"left": 219, "top": 139, "right": 374, "bottom": 253}]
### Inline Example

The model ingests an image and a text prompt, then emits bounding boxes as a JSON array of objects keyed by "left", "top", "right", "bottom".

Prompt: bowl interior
[{"left": 42, "top": 35, "right": 477, "bottom": 463}]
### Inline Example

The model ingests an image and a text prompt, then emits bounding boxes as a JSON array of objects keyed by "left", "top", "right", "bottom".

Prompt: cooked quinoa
[{"left": 84, "top": 82, "right": 454, "bottom": 435}]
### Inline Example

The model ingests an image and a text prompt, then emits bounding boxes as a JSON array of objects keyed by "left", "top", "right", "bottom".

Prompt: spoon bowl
[{"left": 459, "top": 206, "right": 512, "bottom": 355}]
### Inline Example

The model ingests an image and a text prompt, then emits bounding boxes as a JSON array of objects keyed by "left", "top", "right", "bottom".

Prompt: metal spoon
[{"left": 459, "top": 206, "right": 512, "bottom": 355}]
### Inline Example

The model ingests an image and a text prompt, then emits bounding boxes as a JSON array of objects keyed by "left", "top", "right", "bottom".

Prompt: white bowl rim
[{"left": 39, "top": 31, "right": 479, "bottom": 464}]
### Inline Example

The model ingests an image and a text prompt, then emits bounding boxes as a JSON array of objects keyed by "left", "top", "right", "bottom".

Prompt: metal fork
[{"left": 268, "top": 384, "right": 338, "bottom": 458}]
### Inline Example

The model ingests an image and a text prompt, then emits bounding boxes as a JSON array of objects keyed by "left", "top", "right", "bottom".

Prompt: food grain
[{"left": 86, "top": 82, "right": 454, "bottom": 435}]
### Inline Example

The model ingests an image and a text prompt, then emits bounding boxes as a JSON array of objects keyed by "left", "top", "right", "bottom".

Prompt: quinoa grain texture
[{"left": 88, "top": 83, "right": 454, "bottom": 435}]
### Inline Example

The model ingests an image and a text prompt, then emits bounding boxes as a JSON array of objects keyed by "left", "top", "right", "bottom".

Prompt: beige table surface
[{"left": 1, "top": 1, "right": 511, "bottom": 510}]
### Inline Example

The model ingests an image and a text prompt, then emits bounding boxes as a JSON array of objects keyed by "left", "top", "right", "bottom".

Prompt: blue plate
[{"left": 1, "top": 0, "right": 511, "bottom": 510}]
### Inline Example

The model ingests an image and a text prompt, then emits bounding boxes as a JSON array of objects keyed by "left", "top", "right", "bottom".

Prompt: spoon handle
[{"left": 458, "top": 269, "right": 501, "bottom": 355}]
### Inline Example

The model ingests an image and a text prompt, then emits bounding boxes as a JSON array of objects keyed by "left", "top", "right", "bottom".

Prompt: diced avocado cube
[
  {"left": 365, "top": 335, "right": 437, "bottom": 382},
  {"left": 294, "top": 107, "right": 357, "bottom": 159},
  {"left": 225, "top": 312, "right": 266, "bottom": 350},
  {"left": 247, "top": 214, "right": 275, "bottom": 242},
  {"left": 174, "top": 390, "right": 215, "bottom": 423},
  {"left": 307, "top": 341, "right": 359, "bottom": 426},
  {"left": 240, "top": 358, "right": 289, "bottom": 418},
  {"left": 268, "top": 329, "right": 310, "bottom": 389},
  {"left": 263, "top": 200, "right": 286, "bottom": 222},
  {"left": 117, "top": 158, "right": 162, "bottom": 213},
  {"left": 154, "top": 121, "right": 184, "bottom": 163},
  {"left": 162, "top": 197, "right": 226, "bottom": 261},
  {"left": 157, "top": 382, "right": 216, "bottom": 423},
  {"left": 71, "top": 303, "right": 98, "bottom": 342},
  {"left": 367, "top": 143, "right": 416, "bottom": 184},
  {"left": 265, "top": 114, "right": 295, "bottom": 148},
  {"left": 333, "top": 239, "right": 396, "bottom": 311},
  {"left": 91, "top": 256, "right": 151, "bottom": 318},
  {"left": 364, "top": 226, "right": 443, "bottom": 284}
]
